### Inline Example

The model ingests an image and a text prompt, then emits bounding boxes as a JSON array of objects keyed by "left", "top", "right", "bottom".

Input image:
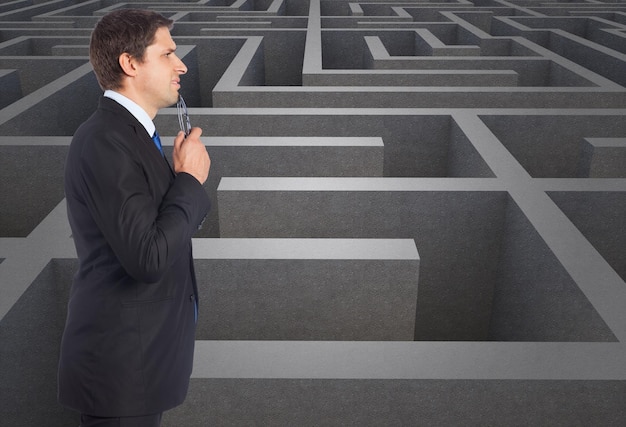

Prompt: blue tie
[{"left": 152, "top": 131, "right": 164, "bottom": 156}]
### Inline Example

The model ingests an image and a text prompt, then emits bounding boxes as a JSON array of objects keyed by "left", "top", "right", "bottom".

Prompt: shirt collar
[{"left": 103, "top": 90, "right": 155, "bottom": 137}]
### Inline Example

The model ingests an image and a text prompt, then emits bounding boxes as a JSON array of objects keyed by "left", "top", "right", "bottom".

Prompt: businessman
[{"left": 58, "top": 9, "right": 210, "bottom": 427}]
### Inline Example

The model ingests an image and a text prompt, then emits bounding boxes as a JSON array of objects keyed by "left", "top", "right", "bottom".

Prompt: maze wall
[{"left": 1, "top": 0, "right": 626, "bottom": 425}]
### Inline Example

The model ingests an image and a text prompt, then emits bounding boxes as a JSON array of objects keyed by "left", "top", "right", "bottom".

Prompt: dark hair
[{"left": 89, "top": 9, "right": 173, "bottom": 90}]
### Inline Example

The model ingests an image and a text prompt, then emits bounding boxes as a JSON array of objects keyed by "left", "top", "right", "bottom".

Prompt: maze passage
[{"left": 1, "top": 0, "right": 626, "bottom": 425}]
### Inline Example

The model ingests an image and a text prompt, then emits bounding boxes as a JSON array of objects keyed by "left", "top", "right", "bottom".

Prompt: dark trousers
[{"left": 80, "top": 413, "right": 162, "bottom": 427}]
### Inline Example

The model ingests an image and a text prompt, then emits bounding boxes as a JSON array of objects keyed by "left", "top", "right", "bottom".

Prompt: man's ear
[{"left": 118, "top": 53, "right": 137, "bottom": 77}]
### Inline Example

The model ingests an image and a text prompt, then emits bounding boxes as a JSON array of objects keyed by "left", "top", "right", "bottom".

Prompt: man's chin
[{"left": 165, "top": 94, "right": 180, "bottom": 108}]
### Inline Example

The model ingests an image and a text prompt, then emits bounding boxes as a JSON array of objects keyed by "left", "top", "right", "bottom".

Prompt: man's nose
[{"left": 176, "top": 55, "right": 187, "bottom": 74}]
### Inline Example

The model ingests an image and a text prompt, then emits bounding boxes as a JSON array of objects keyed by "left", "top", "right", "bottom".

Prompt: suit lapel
[{"left": 99, "top": 97, "right": 175, "bottom": 177}]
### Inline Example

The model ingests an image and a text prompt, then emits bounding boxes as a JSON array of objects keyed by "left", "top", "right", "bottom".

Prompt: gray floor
[{"left": 1, "top": 0, "right": 626, "bottom": 425}]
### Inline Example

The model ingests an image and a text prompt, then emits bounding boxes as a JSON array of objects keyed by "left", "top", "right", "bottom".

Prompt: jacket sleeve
[{"left": 75, "top": 129, "right": 210, "bottom": 283}]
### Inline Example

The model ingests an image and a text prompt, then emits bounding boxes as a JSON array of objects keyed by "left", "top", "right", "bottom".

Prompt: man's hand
[{"left": 172, "top": 127, "right": 210, "bottom": 184}]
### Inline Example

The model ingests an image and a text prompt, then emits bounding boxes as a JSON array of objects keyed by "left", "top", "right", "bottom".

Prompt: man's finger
[
  {"left": 173, "top": 130, "right": 186, "bottom": 148},
  {"left": 187, "top": 127, "right": 202, "bottom": 139}
]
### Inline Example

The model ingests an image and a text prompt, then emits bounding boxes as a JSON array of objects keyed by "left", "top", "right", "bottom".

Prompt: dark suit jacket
[{"left": 58, "top": 97, "right": 210, "bottom": 416}]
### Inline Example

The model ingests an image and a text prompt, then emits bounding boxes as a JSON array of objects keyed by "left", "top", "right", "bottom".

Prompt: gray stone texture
[{"left": 2, "top": 0, "right": 626, "bottom": 425}]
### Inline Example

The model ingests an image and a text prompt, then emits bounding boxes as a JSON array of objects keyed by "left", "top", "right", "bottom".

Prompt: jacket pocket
[{"left": 121, "top": 295, "right": 175, "bottom": 307}]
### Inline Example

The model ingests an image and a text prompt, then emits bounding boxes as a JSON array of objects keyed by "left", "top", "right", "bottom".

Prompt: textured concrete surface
[{"left": 1, "top": 0, "right": 625, "bottom": 425}]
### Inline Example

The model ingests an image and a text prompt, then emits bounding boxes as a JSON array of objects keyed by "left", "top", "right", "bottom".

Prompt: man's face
[{"left": 133, "top": 26, "right": 187, "bottom": 116}]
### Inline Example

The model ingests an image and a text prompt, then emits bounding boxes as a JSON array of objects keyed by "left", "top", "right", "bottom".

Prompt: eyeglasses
[{"left": 177, "top": 95, "right": 191, "bottom": 137}]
